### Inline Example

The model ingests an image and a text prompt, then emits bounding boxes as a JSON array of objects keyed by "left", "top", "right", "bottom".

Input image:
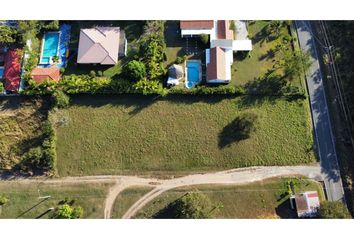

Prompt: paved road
[{"left": 295, "top": 21, "right": 345, "bottom": 202}]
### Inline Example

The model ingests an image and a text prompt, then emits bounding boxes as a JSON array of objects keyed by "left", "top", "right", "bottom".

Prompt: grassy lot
[
  {"left": 111, "top": 186, "right": 153, "bottom": 218},
  {"left": 0, "top": 97, "right": 48, "bottom": 172},
  {"left": 135, "top": 177, "right": 325, "bottom": 219},
  {"left": 0, "top": 181, "right": 112, "bottom": 219},
  {"left": 62, "top": 20, "right": 144, "bottom": 78},
  {"left": 231, "top": 21, "right": 303, "bottom": 89},
  {"left": 54, "top": 95, "right": 315, "bottom": 177}
]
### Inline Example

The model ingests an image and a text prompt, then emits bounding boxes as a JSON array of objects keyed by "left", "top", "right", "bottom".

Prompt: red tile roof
[
  {"left": 207, "top": 47, "right": 226, "bottom": 81},
  {"left": 307, "top": 192, "right": 318, "bottom": 198},
  {"left": 31, "top": 67, "right": 60, "bottom": 84},
  {"left": 3, "top": 49, "right": 22, "bottom": 92},
  {"left": 217, "top": 20, "right": 234, "bottom": 40},
  {"left": 180, "top": 21, "right": 214, "bottom": 29}
]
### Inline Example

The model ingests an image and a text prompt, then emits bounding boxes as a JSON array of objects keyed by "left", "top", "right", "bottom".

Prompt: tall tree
[{"left": 0, "top": 26, "right": 18, "bottom": 46}]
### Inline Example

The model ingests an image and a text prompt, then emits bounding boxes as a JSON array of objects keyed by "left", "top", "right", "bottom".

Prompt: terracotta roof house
[
  {"left": 31, "top": 67, "right": 60, "bottom": 84},
  {"left": 180, "top": 20, "right": 216, "bottom": 39},
  {"left": 217, "top": 20, "right": 233, "bottom": 40},
  {"left": 3, "top": 49, "right": 22, "bottom": 93},
  {"left": 290, "top": 191, "right": 320, "bottom": 218},
  {"left": 77, "top": 27, "right": 127, "bottom": 65},
  {"left": 206, "top": 47, "right": 232, "bottom": 83}
]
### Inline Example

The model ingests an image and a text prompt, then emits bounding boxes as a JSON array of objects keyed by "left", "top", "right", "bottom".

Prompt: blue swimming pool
[
  {"left": 0, "top": 67, "right": 4, "bottom": 78},
  {"left": 40, "top": 32, "right": 60, "bottom": 64},
  {"left": 186, "top": 60, "right": 201, "bottom": 89}
]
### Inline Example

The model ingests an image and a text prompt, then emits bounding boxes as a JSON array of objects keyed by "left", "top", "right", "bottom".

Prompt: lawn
[
  {"left": 231, "top": 21, "right": 304, "bottom": 89},
  {"left": 0, "top": 181, "right": 112, "bottom": 219},
  {"left": 111, "top": 186, "right": 153, "bottom": 218},
  {"left": 0, "top": 97, "right": 49, "bottom": 173},
  {"left": 134, "top": 177, "right": 325, "bottom": 219},
  {"left": 54, "top": 94, "right": 315, "bottom": 177}
]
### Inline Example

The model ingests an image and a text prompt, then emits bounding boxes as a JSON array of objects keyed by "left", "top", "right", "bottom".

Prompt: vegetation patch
[
  {"left": 0, "top": 181, "right": 112, "bottom": 219},
  {"left": 0, "top": 97, "right": 53, "bottom": 176}
]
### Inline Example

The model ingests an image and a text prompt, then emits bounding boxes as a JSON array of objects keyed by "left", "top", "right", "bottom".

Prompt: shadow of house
[
  {"left": 218, "top": 113, "right": 258, "bottom": 149},
  {"left": 275, "top": 199, "right": 298, "bottom": 219}
]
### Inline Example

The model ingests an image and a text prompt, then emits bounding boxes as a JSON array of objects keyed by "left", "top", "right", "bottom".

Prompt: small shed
[
  {"left": 290, "top": 191, "right": 320, "bottom": 218},
  {"left": 31, "top": 67, "right": 60, "bottom": 84},
  {"left": 167, "top": 64, "right": 184, "bottom": 86}
]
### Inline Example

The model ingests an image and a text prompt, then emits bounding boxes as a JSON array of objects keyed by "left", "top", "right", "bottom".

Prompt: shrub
[
  {"left": 0, "top": 82, "right": 4, "bottom": 93},
  {"left": 89, "top": 70, "right": 96, "bottom": 78},
  {"left": 59, "top": 67, "right": 65, "bottom": 74},
  {"left": 166, "top": 191, "right": 218, "bottom": 219},
  {"left": 97, "top": 70, "right": 103, "bottom": 77},
  {"left": 51, "top": 204, "right": 83, "bottom": 219},
  {"left": 123, "top": 60, "right": 146, "bottom": 82},
  {"left": 0, "top": 25, "right": 18, "bottom": 46},
  {"left": 319, "top": 201, "right": 352, "bottom": 219},
  {"left": 0, "top": 195, "right": 9, "bottom": 206},
  {"left": 133, "top": 78, "right": 166, "bottom": 95},
  {"left": 175, "top": 55, "right": 187, "bottom": 64},
  {"left": 200, "top": 34, "right": 209, "bottom": 45},
  {"left": 168, "top": 85, "right": 245, "bottom": 96},
  {"left": 52, "top": 90, "right": 70, "bottom": 108}
]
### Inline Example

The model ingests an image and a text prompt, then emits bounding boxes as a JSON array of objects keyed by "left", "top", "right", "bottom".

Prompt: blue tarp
[{"left": 57, "top": 23, "right": 71, "bottom": 68}]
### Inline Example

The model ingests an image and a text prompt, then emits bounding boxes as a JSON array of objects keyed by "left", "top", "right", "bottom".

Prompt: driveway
[{"left": 295, "top": 21, "right": 345, "bottom": 202}]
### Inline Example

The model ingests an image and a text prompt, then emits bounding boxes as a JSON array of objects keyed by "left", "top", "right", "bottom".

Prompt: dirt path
[
  {"left": 121, "top": 165, "right": 323, "bottom": 219},
  {"left": 1, "top": 165, "right": 324, "bottom": 219}
]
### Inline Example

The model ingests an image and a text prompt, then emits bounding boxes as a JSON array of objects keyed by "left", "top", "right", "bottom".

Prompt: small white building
[{"left": 290, "top": 191, "right": 320, "bottom": 218}]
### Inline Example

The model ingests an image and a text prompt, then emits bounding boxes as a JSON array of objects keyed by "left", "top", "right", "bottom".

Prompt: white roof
[{"left": 232, "top": 40, "right": 252, "bottom": 51}]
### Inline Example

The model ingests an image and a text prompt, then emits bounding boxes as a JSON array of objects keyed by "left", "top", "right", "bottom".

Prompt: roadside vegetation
[
  {"left": 326, "top": 21, "right": 354, "bottom": 217},
  {"left": 134, "top": 177, "right": 324, "bottom": 219},
  {"left": 54, "top": 95, "right": 315, "bottom": 177},
  {"left": 0, "top": 97, "right": 54, "bottom": 176},
  {"left": 0, "top": 182, "right": 112, "bottom": 218}
]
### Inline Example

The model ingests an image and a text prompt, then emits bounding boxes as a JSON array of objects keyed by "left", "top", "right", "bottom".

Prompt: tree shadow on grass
[{"left": 218, "top": 113, "right": 258, "bottom": 149}]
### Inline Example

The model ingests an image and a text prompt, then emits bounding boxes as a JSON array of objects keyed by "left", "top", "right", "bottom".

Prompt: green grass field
[
  {"left": 135, "top": 177, "right": 325, "bottom": 219},
  {"left": 111, "top": 186, "right": 153, "bottom": 218},
  {"left": 0, "top": 181, "right": 112, "bottom": 219},
  {"left": 54, "top": 94, "right": 315, "bottom": 177},
  {"left": 0, "top": 98, "right": 48, "bottom": 171}
]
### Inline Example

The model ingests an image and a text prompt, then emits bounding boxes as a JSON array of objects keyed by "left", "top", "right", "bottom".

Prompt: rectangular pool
[
  {"left": 185, "top": 60, "right": 201, "bottom": 89},
  {"left": 40, "top": 32, "right": 60, "bottom": 64}
]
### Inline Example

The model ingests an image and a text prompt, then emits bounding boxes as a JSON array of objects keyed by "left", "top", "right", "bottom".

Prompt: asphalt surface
[{"left": 295, "top": 21, "right": 345, "bottom": 202}]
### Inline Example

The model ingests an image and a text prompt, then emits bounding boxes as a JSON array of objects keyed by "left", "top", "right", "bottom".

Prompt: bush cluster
[{"left": 21, "top": 120, "right": 57, "bottom": 175}]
